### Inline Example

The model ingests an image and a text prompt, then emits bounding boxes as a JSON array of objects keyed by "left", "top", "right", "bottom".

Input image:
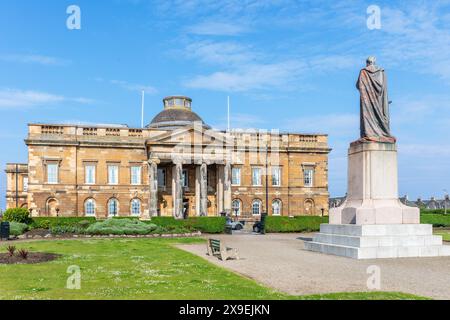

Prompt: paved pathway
[{"left": 179, "top": 233, "right": 450, "bottom": 299}]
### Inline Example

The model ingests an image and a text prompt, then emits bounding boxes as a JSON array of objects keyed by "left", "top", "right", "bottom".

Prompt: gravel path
[{"left": 178, "top": 233, "right": 450, "bottom": 299}]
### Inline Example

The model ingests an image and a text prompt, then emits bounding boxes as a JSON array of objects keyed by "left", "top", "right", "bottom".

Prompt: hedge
[
  {"left": 265, "top": 216, "right": 329, "bottom": 233},
  {"left": 150, "top": 217, "right": 226, "bottom": 234},
  {"left": 421, "top": 209, "right": 448, "bottom": 215},
  {"left": 31, "top": 217, "right": 97, "bottom": 229},
  {"left": 86, "top": 219, "right": 159, "bottom": 235},
  {"left": 420, "top": 214, "right": 450, "bottom": 227}
]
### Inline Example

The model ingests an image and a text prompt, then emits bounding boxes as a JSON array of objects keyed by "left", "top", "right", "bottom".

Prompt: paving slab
[{"left": 178, "top": 233, "right": 450, "bottom": 299}]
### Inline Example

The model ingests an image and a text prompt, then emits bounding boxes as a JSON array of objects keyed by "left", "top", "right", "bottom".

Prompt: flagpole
[
  {"left": 227, "top": 96, "right": 230, "bottom": 133},
  {"left": 141, "top": 90, "right": 145, "bottom": 128}
]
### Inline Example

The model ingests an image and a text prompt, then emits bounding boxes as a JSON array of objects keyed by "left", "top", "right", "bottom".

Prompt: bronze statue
[{"left": 356, "top": 56, "right": 396, "bottom": 143}]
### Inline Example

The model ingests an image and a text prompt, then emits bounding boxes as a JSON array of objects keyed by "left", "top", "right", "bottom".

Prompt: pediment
[{"left": 147, "top": 125, "right": 229, "bottom": 146}]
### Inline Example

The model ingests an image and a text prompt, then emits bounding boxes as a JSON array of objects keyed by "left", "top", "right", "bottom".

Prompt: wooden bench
[{"left": 207, "top": 238, "right": 239, "bottom": 261}]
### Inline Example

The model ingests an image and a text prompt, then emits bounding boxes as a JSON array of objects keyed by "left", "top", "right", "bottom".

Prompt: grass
[
  {"left": 0, "top": 238, "right": 427, "bottom": 300},
  {"left": 434, "top": 230, "right": 450, "bottom": 241}
]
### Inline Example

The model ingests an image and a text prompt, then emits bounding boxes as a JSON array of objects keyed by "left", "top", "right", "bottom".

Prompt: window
[
  {"left": 130, "top": 166, "right": 141, "bottom": 185},
  {"left": 108, "top": 198, "right": 119, "bottom": 217},
  {"left": 47, "top": 163, "right": 58, "bottom": 184},
  {"left": 272, "top": 167, "right": 281, "bottom": 187},
  {"left": 232, "top": 199, "right": 242, "bottom": 216},
  {"left": 131, "top": 199, "right": 141, "bottom": 216},
  {"left": 85, "top": 199, "right": 96, "bottom": 216},
  {"left": 23, "top": 177, "right": 28, "bottom": 192},
  {"left": 182, "top": 169, "right": 189, "bottom": 187},
  {"left": 108, "top": 165, "right": 119, "bottom": 185},
  {"left": 272, "top": 199, "right": 282, "bottom": 216},
  {"left": 157, "top": 169, "right": 166, "bottom": 187},
  {"left": 252, "top": 199, "right": 262, "bottom": 216},
  {"left": 304, "top": 168, "right": 314, "bottom": 187},
  {"left": 252, "top": 167, "right": 262, "bottom": 186},
  {"left": 85, "top": 165, "right": 96, "bottom": 184},
  {"left": 232, "top": 167, "right": 241, "bottom": 186}
]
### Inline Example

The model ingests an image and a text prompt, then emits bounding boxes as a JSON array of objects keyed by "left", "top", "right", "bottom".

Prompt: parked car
[{"left": 226, "top": 217, "right": 244, "bottom": 231}]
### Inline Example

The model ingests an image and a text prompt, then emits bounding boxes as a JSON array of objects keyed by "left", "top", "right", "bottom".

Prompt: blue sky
[{"left": 1, "top": 0, "right": 450, "bottom": 209}]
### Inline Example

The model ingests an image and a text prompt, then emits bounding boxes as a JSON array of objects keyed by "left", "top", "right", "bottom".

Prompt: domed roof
[{"left": 147, "top": 96, "right": 210, "bottom": 129}]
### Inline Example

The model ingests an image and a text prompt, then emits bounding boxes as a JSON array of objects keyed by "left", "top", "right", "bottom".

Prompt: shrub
[
  {"left": 150, "top": 217, "right": 226, "bottom": 234},
  {"left": 6, "top": 245, "right": 16, "bottom": 257},
  {"left": 17, "top": 249, "right": 29, "bottom": 260},
  {"left": 86, "top": 218, "right": 158, "bottom": 235},
  {"left": 30, "top": 217, "right": 96, "bottom": 229},
  {"left": 421, "top": 209, "right": 448, "bottom": 215},
  {"left": 2, "top": 208, "right": 32, "bottom": 224},
  {"left": 51, "top": 225, "right": 86, "bottom": 235},
  {"left": 9, "top": 222, "right": 29, "bottom": 236},
  {"left": 265, "top": 216, "right": 329, "bottom": 233}
]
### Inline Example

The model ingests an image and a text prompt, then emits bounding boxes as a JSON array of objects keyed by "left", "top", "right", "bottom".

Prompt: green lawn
[
  {"left": 434, "top": 230, "right": 450, "bottom": 241},
  {"left": 0, "top": 238, "right": 427, "bottom": 300}
]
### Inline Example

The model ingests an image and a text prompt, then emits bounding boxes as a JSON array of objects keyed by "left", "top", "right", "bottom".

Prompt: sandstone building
[{"left": 5, "top": 96, "right": 331, "bottom": 219}]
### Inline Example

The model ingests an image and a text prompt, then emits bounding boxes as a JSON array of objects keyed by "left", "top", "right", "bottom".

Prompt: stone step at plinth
[
  {"left": 313, "top": 233, "right": 443, "bottom": 248},
  {"left": 319, "top": 223, "right": 432, "bottom": 237},
  {"left": 305, "top": 241, "right": 450, "bottom": 259},
  {"left": 304, "top": 223, "right": 450, "bottom": 259}
]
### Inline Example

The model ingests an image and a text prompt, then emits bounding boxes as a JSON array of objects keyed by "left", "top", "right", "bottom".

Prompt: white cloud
[
  {"left": 0, "top": 88, "right": 93, "bottom": 109},
  {"left": 187, "top": 22, "right": 249, "bottom": 36},
  {"left": 97, "top": 78, "right": 157, "bottom": 94},
  {"left": 0, "top": 54, "right": 69, "bottom": 66},
  {"left": 185, "top": 60, "right": 308, "bottom": 92}
]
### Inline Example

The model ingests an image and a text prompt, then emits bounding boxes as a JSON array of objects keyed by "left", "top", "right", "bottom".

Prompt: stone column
[
  {"left": 216, "top": 165, "right": 224, "bottom": 214},
  {"left": 200, "top": 162, "right": 208, "bottom": 216},
  {"left": 172, "top": 161, "right": 184, "bottom": 219},
  {"left": 224, "top": 162, "right": 232, "bottom": 214},
  {"left": 195, "top": 166, "right": 201, "bottom": 216},
  {"left": 148, "top": 158, "right": 159, "bottom": 218}
]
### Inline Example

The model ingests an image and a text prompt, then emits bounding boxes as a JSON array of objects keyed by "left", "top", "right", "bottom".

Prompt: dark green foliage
[
  {"left": 420, "top": 214, "right": 450, "bottom": 227},
  {"left": 421, "top": 209, "right": 448, "bottom": 215},
  {"left": 50, "top": 225, "right": 86, "bottom": 235},
  {"left": 265, "top": 216, "right": 329, "bottom": 233},
  {"left": 150, "top": 217, "right": 226, "bottom": 234},
  {"left": 30, "top": 217, "right": 97, "bottom": 229},
  {"left": 2, "top": 208, "right": 32, "bottom": 224}
]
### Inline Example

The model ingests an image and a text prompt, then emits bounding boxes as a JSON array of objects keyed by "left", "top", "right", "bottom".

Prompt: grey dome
[{"left": 147, "top": 96, "right": 210, "bottom": 129}]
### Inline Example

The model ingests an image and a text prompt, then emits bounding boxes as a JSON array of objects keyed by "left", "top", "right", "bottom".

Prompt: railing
[{"left": 41, "top": 126, "right": 64, "bottom": 135}]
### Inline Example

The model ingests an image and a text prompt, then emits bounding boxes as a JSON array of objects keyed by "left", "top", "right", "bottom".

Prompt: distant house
[{"left": 330, "top": 195, "right": 449, "bottom": 210}]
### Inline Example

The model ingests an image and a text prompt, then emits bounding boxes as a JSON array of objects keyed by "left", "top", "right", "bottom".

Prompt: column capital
[{"left": 148, "top": 157, "right": 160, "bottom": 166}]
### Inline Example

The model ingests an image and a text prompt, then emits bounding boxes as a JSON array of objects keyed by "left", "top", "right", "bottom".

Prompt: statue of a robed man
[{"left": 356, "top": 56, "right": 396, "bottom": 143}]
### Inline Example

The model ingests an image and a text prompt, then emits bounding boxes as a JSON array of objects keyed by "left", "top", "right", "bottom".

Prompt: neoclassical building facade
[{"left": 5, "top": 96, "right": 331, "bottom": 219}]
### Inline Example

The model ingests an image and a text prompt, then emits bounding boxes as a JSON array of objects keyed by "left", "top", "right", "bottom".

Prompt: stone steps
[
  {"left": 305, "top": 241, "right": 450, "bottom": 259},
  {"left": 304, "top": 224, "right": 450, "bottom": 259},
  {"left": 313, "top": 233, "right": 443, "bottom": 248}
]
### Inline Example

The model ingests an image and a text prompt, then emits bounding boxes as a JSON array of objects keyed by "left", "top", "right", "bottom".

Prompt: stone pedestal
[
  {"left": 305, "top": 141, "right": 450, "bottom": 259},
  {"left": 330, "top": 142, "right": 419, "bottom": 225}
]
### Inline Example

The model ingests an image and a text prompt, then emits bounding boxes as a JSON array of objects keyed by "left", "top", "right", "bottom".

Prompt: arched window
[
  {"left": 131, "top": 198, "right": 141, "bottom": 216},
  {"left": 108, "top": 198, "right": 119, "bottom": 217},
  {"left": 232, "top": 199, "right": 242, "bottom": 216},
  {"left": 252, "top": 199, "right": 262, "bottom": 216},
  {"left": 85, "top": 198, "right": 96, "bottom": 216},
  {"left": 272, "top": 199, "right": 282, "bottom": 216}
]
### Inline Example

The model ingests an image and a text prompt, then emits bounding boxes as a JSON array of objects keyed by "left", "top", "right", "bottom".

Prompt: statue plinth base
[
  {"left": 304, "top": 141, "right": 450, "bottom": 259},
  {"left": 331, "top": 141, "right": 419, "bottom": 225}
]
